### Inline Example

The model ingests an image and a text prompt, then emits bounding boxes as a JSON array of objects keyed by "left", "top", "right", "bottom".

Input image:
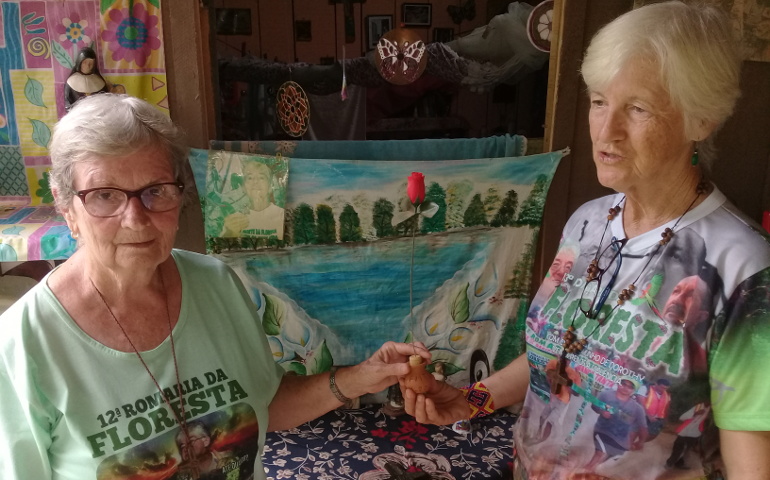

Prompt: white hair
[
  {"left": 49, "top": 94, "right": 189, "bottom": 209},
  {"left": 581, "top": 1, "right": 742, "bottom": 167}
]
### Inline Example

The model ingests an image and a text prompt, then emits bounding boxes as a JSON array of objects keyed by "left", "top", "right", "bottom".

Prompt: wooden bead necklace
[{"left": 549, "top": 182, "right": 707, "bottom": 395}]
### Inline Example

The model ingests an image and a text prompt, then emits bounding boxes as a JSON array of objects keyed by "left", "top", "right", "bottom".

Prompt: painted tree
[
  {"left": 483, "top": 186, "right": 501, "bottom": 224},
  {"left": 282, "top": 207, "right": 295, "bottom": 245},
  {"left": 505, "top": 229, "right": 539, "bottom": 298},
  {"left": 315, "top": 204, "right": 336, "bottom": 244},
  {"left": 351, "top": 193, "right": 376, "bottom": 240},
  {"left": 463, "top": 193, "right": 488, "bottom": 227},
  {"left": 293, "top": 203, "right": 317, "bottom": 245},
  {"left": 421, "top": 181, "right": 447, "bottom": 233},
  {"left": 445, "top": 180, "right": 473, "bottom": 229},
  {"left": 372, "top": 198, "right": 395, "bottom": 237},
  {"left": 491, "top": 189, "right": 519, "bottom": 227},
  {"left": 339, "top": 204, "right": 363, "bottom": 242},
  {"left": 517, "top": 174, "right": 550, "bottom": 226}
]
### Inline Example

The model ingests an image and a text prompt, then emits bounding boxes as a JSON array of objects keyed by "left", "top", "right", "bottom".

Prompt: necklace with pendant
[
  {"left": 547, "top": 181, "right": 707, "bottom": 396},
  {"left": 89, "top": 271, "right": 200, "bottom": 479}
]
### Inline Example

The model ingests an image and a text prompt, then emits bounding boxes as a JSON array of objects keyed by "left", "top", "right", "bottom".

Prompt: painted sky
[{"left": 287, "top": 153, "right": 562, "bottom": 194}]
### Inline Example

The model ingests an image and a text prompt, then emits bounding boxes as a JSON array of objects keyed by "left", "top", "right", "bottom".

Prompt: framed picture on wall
[
  {"left": 366, "top": 15, "right": 393, "bottom": 50},
  {"left": 215, "top": 8, "right": 252, "bottom": 36},
  {"left": 402, "top": 3, "right": 432, "bottom": 27}
]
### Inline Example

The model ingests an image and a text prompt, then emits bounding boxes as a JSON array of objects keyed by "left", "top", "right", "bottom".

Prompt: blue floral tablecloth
[{"left": 263, "top": 404, "right": 517, "bottom": 480}]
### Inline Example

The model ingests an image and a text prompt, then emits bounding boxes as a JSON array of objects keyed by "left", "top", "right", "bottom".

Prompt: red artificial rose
[{"left": 407, "top": 172, "right": 425, "bottom": 206}]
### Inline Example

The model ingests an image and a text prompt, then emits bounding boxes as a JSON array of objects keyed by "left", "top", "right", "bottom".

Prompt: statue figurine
[{"left": 64, "top": 47, "right": 110, "bottom": 111}]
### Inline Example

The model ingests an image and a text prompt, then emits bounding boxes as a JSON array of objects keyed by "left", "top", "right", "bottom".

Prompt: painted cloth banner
[
  {"left": 0, "top": 0, "right": 167, "bottom": 261},
  {"left": 190, "top": 150, "right": 565, "bottom": 399}
]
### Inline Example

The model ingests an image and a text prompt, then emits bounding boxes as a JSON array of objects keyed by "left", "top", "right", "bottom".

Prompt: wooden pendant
[
  {"left": 402, "top": 354, "right": 432, "bottom": 394},
  {"left": 547, "top": 351, "right": 573, "bottom": 395}
]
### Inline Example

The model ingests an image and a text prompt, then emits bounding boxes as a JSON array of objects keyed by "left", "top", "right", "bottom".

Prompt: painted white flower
[{"left": 58, "top": 16, "right": 91, "bottom": 45}]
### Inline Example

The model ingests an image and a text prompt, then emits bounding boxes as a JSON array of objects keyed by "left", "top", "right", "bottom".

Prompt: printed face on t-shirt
[
  {"left": 662, "top": 275, "right": 707, "bottom": 326},
  {"left": 243, "top": 162, "right": 272, "bottom": 212},
  {"left": 549, "top": 249, "right": 576, "bottom": 285}
]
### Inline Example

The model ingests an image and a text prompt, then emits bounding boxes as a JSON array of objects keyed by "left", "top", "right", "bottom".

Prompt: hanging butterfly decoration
[
  {"left": 375, "top": 27, "right": 427, "bottom": 86},
  {"left": 276, "top": 80, "right": 310, "bottom": 137},
  {"left": 447, "top": 0, "right": 476, "bottom": 25}
]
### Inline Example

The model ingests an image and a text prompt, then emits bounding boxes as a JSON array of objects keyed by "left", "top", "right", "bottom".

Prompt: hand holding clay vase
[{"left": 402, "top": 354, "right": 432, "bottom": 394}]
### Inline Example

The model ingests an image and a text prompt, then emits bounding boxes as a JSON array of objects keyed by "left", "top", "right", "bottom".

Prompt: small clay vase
[{"left": 402, "top": 354, "right": 432, "bottom": 394}]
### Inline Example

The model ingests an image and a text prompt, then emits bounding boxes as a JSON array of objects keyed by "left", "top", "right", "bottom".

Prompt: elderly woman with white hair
[
  {"left": 0, "top": 94, "right": 431, "bottom": 479},
  {"left": 402, "top": 2, "right": 770, "bottom": 478}
]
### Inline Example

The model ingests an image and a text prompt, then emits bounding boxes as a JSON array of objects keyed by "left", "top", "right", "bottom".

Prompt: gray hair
[
  {"left": 49, "top": 94, "right": 189, "bottom": 210},
  {"left": 581, "top": 1, "right": 742, "bottom": 168}
]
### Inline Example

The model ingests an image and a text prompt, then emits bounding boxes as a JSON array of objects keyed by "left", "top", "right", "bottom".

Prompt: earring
[
  {"left": 71, "top": 232, "right": 79, "bottom": 239},
  {"left": 691, "top": 149, "right": 699, "bottom": 166}
]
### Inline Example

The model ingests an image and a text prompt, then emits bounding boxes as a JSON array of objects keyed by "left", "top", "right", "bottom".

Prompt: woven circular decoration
[
  {"left": 527, "top": 0, "right": 554, "bottom": 53},
  {"left": 276, "top": 80, "right": 310, "bottom": 137},
  {"left": 374, "top": 27, "right": 427, "bottom": 86}
]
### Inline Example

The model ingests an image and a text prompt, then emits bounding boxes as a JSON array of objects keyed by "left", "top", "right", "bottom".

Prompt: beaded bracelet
[
  {"left": 329, "top": 366, "right": 353, "bottom": 404},
  {"left": 459, "top": 381, "right": 495, "bottom": 419}
]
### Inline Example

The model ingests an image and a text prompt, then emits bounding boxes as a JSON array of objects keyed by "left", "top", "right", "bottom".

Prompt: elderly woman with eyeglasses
[
  {"left": 0, "top": 94, "right": 430, "bottom": 480},
  {"left": 401, "top": 2, "right": 770, "bottom": 479}
]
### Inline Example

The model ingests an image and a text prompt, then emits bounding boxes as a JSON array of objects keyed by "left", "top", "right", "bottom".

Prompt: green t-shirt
[{"left": 0, "top": 250, "right": 283, "bottom": 480}]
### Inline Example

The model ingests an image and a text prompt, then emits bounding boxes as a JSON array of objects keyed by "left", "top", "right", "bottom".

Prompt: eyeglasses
[
  {"left": 579, "top": 237, "right": 627, "bottom": 319},
  {"left": 74, "top": 182, "right": 185, "bottom": 218}
]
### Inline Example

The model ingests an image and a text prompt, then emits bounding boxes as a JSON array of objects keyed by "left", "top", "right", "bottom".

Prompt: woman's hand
[
  {"left": 348, "top": 341, "right": 432, "bottom": 396},
  {"left": 268, "top": 342, "right": 430, "bottom": 431},
  {"left": 400, "top": 379, "right": 471, "bottom": 425}
]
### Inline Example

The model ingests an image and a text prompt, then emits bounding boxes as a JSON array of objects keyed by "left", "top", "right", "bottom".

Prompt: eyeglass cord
[{"left": 566, "top": 186, "right": 704, "bottom": 344}]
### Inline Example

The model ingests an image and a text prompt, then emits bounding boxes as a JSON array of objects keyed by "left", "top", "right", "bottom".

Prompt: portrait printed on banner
[{"left": 205, "top": 151, "right": 289, "bottom": 240}]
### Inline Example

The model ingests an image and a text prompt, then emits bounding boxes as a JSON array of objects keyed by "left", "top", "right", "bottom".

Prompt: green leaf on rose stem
[
  {"left": 419, "top": 201, "right": 439, "bottom": 219},
  {"left": 261, "top": 294, "right": 285, "bottom": 336},
  {"left": 24, "top": 77, "right": 46, "bottom": 108},
  {"left": 449, "top": 282, "right": 470, "bottom": 324},
  {"left": 287, "top": 362, "right": 307, "bottom": 376}
]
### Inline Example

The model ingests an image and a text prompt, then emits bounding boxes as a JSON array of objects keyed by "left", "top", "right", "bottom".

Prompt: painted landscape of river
[{"left": 192, "top": 150, "right": 565, "bottom": 387}]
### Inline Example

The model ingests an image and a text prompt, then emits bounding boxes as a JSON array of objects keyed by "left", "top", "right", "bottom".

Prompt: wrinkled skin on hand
[
  {"left": 400, "top": 376, "right": 471, "bottom": 426},
  {"left": 356, "top": 341, "right": 432, "bottom": 395}
]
